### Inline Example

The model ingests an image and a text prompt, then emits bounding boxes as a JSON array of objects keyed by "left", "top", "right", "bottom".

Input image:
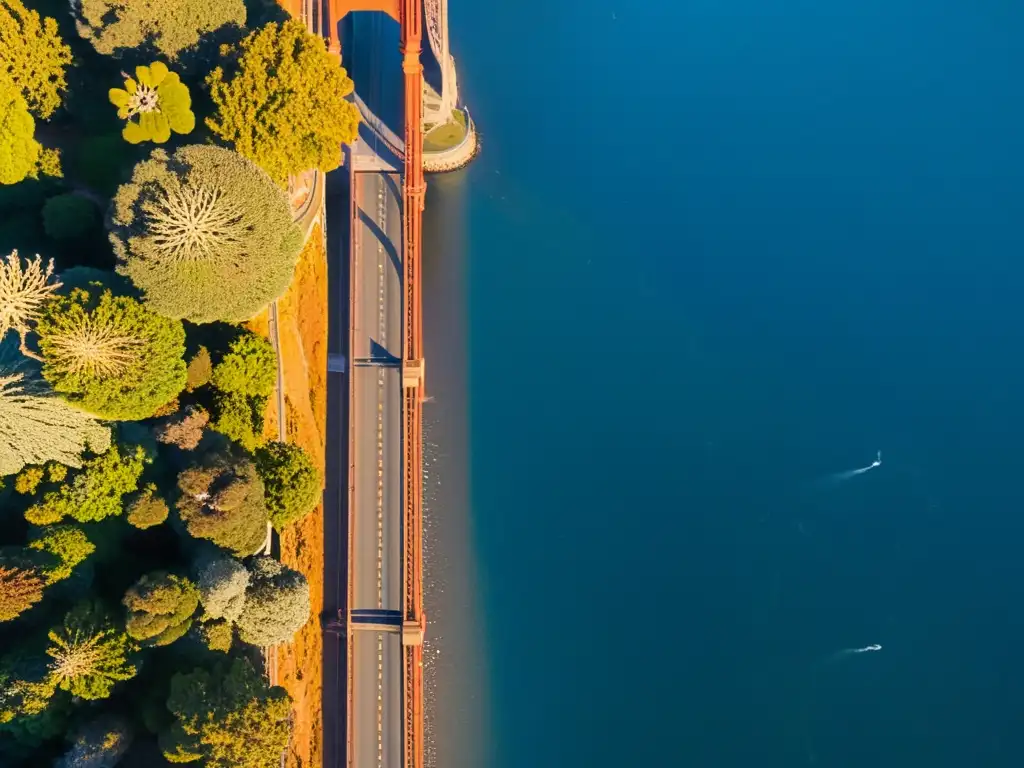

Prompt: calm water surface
[{"left": 423, "top": 1, "right": 1024, "bottom": 766}]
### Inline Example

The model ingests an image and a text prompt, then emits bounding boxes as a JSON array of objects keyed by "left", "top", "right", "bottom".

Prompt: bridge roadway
[{"left": 349, "top": 168, "right": 405, "bottom": 768}]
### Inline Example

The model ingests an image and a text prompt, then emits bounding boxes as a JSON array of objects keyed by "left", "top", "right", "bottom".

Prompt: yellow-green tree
[
  {"left": 109, "top": 62, "right": 195, "bottom": 144},
  {"left": 0, "top": 75, "right": 61, "bottom": 185},
  {"left": 206, "top": 19, "right": 360, "bottom": 185},
  {"left": 0, "top": 0, "right": 72, "bottom": 119}
]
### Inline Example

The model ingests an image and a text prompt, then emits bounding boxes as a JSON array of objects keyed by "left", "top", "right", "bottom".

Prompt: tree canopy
[
  {"left": 160, "top": 657, "right": 290, "bottom": 767},
  {"left": 0, "top": 0, "right": 73, "bottom": 119},
  {"left": 0, "top": 563, "right": 44, "bottom": 621},
  {"left": 54, "top": 715, "right": 132, "bottom": 768},
  {"left": 206, "top": 19, "right": 360, "bottom": 184},
  {"left": 0, "top": 73, "right": 60, "bottom": 185},
  {"left": 46, "top": 601, "right": 137, "bottom": 700},
  {"left": 109, "top": 62, "right": 195, "bottom": 144},
  {"left": 0, "top": 339, "right": 111, "bottom": 478},
  {"left": 195, "top": 554, "right": 249, "bottom": 623},
  {"left": 0, "top": 250, "right": 61, "bottom": 358},
  {"left": 154, "top": 404, "right": 208, "bottom": 451},
  {"left": 235, "top": 556, "right": 310, "bottom": 647},
  {"left": 211, "top": 332, "right": 277, "bottom": 398},
  {"left": 123, "top": 572, "right": 198, "bottom": 647},
  {"left": 35, "top": 286, "right": 187, "bottom": 420},
  {"left": 175, "top": 453, "right": 268, "bottom": 556},
  {"left": 73, "top": 0, "right": 246, "bottom": 60},
  {"left": 27, "top": 525, "right": 95, "bottom": 584},
  {"left": 42, "top": 194, "right": 98, "bottom": 241},
  {"left": 110, "top": 145, "right": 303, "bottom": 323},
  {"left": 255, "top": 441, "right": 322, "bottom": 531},
  {"left": 124, "top": 484, "right": 169, "bottom": 529}
]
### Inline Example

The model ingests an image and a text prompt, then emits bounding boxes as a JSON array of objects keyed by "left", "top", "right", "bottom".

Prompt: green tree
[
  {"left": 211, "top": 332, "right": 276, "bottom": 398},
  {"left": 160, "top": 657, "right": 290, "bottom": 767},
  {"left": 209, "top": 390, "right": 266, "bottom": 451},
  {"left": 42, "top": 194, "right": 98, "bottom": 241},
  {"left": 109, "top": 62, "right": 195, "bottom": 144},
  {"left": 55, "top": 715, "right": 132, "bottom": 768},
  {"left": 46, "top": 601, "right": 137, "bottom": 700},
  {"left": 235, "top": 556, "right": 310, "bottom": 647},
  {"left": 23, "top": 442, "right": 146, "bottom": 524},
  {"left": 0, "top": 73, "right": 60, "bottom": 185},
  {"left": 176, "top": 453, "right": 268, "bottom": 556},
  {"left": 255, "top": 441, "right": 321, "bottom": 530},
  {"left": 206, "top": 19, "right": 360, "bottom": 184},
  {"left": 185, "top": 346, "right": 211, "bottom": 391},
  {"left": 27, "top": 525, "right": 95, "bottom": 583},
  {"left": 0, "top": 0, "right": 73, "bottom": 119},
  {"left": 125, "top": 484, "right": 169, "bottom": 528},
  {"left": 0, "top": 339, "right": 111, "bottom": 478},
  {"left": 35, "top": 286, "right": 187, "bottom": 420},
  {"left": 194, "top": 619, "right": 232, "bottom": 653},
  {"left": 195, "top": 554, "right": 248, "bottom": 623},
  {"left": 110, "top": 145, "right": 303, "bottom": 323},
  {"left": 154, "top": 404, "right": 208, "bottom": 451},
  {"left": 0, "top": 563, "right": 43, "bottom": 621},
  {"left": 0, "top": 250, "right": 61, "bottom": 358},
  {"left": 73, "top": 0, "right": 246, "bottom": 60},
  {"left": 123, "top": 572, "right": 198, "bottom": 647}
]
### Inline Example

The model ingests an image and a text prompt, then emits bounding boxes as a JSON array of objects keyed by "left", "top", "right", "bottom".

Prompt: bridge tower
[{"left": 328, "top": 2, "right": 427, "bottom": 768}]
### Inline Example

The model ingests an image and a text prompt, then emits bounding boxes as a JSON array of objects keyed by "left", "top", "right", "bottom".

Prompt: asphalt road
[{"left": 350, "top": 170, "right": 405, "bottom": 768}]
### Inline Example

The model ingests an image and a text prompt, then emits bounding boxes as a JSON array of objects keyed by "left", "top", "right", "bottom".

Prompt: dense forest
[{"left": 0, "top": 0, "right": 358, "bottom": 765}]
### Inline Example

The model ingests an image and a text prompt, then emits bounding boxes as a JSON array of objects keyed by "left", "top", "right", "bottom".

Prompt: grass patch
[{"left": 424, "top": 108, "right": 468, "bottom": 153}]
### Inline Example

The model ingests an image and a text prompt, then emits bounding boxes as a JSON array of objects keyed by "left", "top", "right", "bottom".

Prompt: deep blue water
[{"left": 429, "top": 1, "right": 1024, "bottom": 766}]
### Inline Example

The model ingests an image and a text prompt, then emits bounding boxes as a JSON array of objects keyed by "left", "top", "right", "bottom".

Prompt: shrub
[
  {"left": 125, "top": 484, "right": 169, "bottom": 528},
  {"left": 209, "top": 390, "right": 266, "bottom": 452},
  {"left": 46, "top": 601, "right": 137, "bottom": 700},
  {"left": 23, "top": 443, "right": 146, "bottom": 524},
  {"left": 185, "top": 346, "right": 211, "bottom": 391},
  {"left": 206, "top": 19, "right": 360, "bottom": 184},
  {"left": 211, "top": 332, "right": 276, "bottom": 397},
  {"left": 0, "top": 250, "right": 61, "bottom": 357},
  {"left": 42, "top": 194, "right": 97, "bottom": 241},
  {"left": 73, "top": 0, "right": 246, "bottom": 60},
  {"left": 154, "top": 404, "right": 208, "bottom": 450},
  {"left": 27, "top": 525, "right": 95, "bottom": 583},
  {"left": 235, "top": 555, "right": 310, "bottom": 646},
  {"left": 160, "top": 657, "right": 290, "bottom": 767},
  {"left": 55, "top": 715, "right": 132, "bottom": 768},
  {"left": 0, "top": 338, "right": 111, "bottom": 478},
  {"left": 0, "top": 0, "right": 73, "bottom": 119},
  {"left": 110, "top": 145, "right": 302, "bottom": 322},
  {"left": 0, "top": 563, "right": 44, "bottom": 621},
  {"left": 123, "top": 572, "right": 198, "bottom": 647},
  {"left": 255, "top": 441, "right": 321, "bottom": 530},
  {"left": 195, "top": 554, "right": 248, "bottom": 622},
  {"left": 109, "top": 62, "right": 195, "bottom": 144},
  {"left": 35, "top": 286, "right": 187, "bottom": 420},
  {"left": 175, "top": 453, "right": 268, "bottom": 556}
]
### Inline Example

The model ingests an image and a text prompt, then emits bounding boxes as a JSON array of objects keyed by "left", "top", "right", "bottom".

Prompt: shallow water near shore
[{"left": 432, "top": 0, "right": 1024, "bottom": 767}]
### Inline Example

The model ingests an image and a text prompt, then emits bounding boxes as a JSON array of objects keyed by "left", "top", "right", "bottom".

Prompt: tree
[
  {"left": 211, "top": 332, "right": 276, "bottom": 398},
  {"left": 0, "top": 563, "right": 43, "bottom": 621},
  {"left": 27, "top": 525, "right": 95, "bottom": 583},
  {"left": 0, "top": 0, "right": 73, "bottom": 119},
  {"left": 0, "top": 73, "right": 60, "bottom": 185},
  {"left": 185, "top": 346, "right": 211, "bottom": 391},
  {"left": 175, "top": 453, "right": 268, "bottom": 556},
  {"left": 154, "top": 405, "right": 208, "bottom": 451},
  {"left": 123, "top": 572, "right": 198, "bottom": 647},
  {"left": 46, "top": 601, "right": 137, "bottom": 700},
  {"left": 125, "top": 484, "right": 169, "bottom": 528},
  {"left": 73, "top": 0, "right": 246, "bottom": 60},
  {"left": 110, "top": 145, "right": 303, "bottom": 323},
  {"left": 42, "top": 194, "right": 97, "bottom": 241},
  {"left": 255, "top": 441, "right": 321, "bottom": 530},
  {"left": 0, "top": 339, "right": 111, "bottom": 478},
  {"left": 160, "top": 657, "right": 290, "bottom": 767},
  {"left": 55, "top": 715, "right": 132, "bottom": 768},
  {"left": 209, "top": 390, "right": 267, "bottom": 451},
  {"left": 109, "top": 62, "right": 195, "bottom": 144},
  {"left": 206, "top": 19, "right": 360, "bottom": 184},
  {"left": 194, "top": 619, "right": 232, "bottom": 653},
  {"left": 0, "top": 250, "right": 61, "bottom": 358},
  {"left": 195, "top": 554, "right": 248, "bottom": 623},
  {"left": 35, "top": 286, "right": 187, "bottom": 420},
  {"left": 235, "top": 556, "right": 310, "bottom": 647},
  {"left": 23, "top": 442, "right": 146, "bottom": 524}
]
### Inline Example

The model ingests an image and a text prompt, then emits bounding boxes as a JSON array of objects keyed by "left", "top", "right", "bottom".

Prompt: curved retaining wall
[{"left": 423, "top": 108, "right": 478, "bottom": 173}]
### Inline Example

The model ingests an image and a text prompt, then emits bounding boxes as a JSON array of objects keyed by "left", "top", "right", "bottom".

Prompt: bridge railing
[{"left": 352, "top": 91, "right": 406, "bottom": 159}]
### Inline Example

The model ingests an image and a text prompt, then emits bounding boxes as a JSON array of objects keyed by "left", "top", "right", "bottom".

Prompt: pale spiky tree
[
  {"left": 143, "top": 185, "right": 246, "bottom": 263},
  {"left": 46, "top": 601, "right": 137, "bottom": 700},
  {"left": 44, "top": 317, "right": 145, "bottom": 378},
  {"left": 0, "top": 341, "right": 111, "bottom": 477},
  {"left": 0, "top": 250, "right": 61, "bottom": 360}
]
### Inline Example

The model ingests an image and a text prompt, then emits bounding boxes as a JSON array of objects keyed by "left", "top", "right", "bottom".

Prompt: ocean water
[{"left": 419, "top": 1, "right": 1024, "bottom": 767}]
